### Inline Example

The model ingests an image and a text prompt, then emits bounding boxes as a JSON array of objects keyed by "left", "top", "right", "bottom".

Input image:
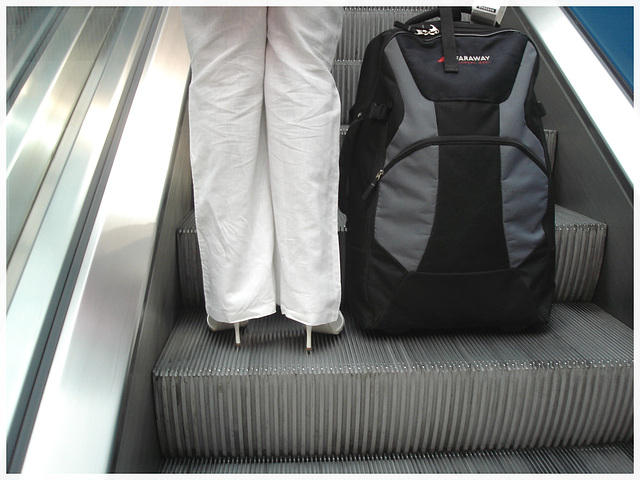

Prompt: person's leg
[
  {"left": 182, "top": 7, "right": 277, "bottom": 328},
  {"left": 264, "top": 7, "right": 344, "bottom": 335}
]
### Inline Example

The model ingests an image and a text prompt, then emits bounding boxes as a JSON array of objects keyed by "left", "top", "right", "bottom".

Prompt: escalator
[{"left": 6, "top": 6, "right": 634, "bottom": 474}]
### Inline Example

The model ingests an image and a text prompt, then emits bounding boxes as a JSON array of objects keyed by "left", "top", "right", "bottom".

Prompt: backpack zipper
[
  {"left": 362, "top": 135, "right": 547, "bottom": 200},
  {"left": 391, "top": 21, "right": 524, "bottom": 46}
]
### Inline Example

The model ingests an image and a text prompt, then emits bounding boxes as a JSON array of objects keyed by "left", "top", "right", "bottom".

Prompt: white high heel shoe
[
  {"left": 207, "top": 316, "right": 249, "bottom": 346},
  {"left": 306, "top": 311, "right": 345, "bottom": 352}
]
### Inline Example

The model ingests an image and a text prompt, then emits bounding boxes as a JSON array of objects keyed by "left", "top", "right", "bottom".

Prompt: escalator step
[
  {"left": 555, "top": 205, "right": 607, "bottom": 301},
  {"left": 176, "top": 211, "right": 204, "bottom": 306},
  {"left": 153, "top": 303, "right": 632, "bottom": 458},
  {"left": 337, "top": 7, "right": 430, "bottom": 62},
  {"left": 176, "top": 205, "right": 606, "bottom": 307},
  {"left": 160, "top": 442, "right": 633, "bottom": 474}
]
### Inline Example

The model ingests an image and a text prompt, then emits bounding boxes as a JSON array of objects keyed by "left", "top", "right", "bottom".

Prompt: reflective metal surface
[
  {"left": 6, "top": 8, "right": 114, "bottom": 259},
  {"left": 508, "top": 7, "right": 633, "bottom": 327},
  {"left": 20, "top": 7, "right": 190, "bottom": 473},
  {"left": 6, "top": 7, "right": 63, "bottom": 105},
  {"left": 6, "top": 7, "right": 80, "bottom": 145},
  {"left": 6, "top": 8, "right": 157, "bottom": 469},
  {"left": 6, "top": 8, "right": 140, "bottom": 302},
  {"left": 111, "top": 97, "right": 194, "bottom": 474},
  {"left": 520, "top": 7, "right": 637, "bottom": 187}
]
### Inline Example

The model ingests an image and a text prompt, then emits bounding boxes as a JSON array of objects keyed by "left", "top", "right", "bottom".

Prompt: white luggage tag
[{"left": 471, "top": 3, "right": 507, "bottom": 26}]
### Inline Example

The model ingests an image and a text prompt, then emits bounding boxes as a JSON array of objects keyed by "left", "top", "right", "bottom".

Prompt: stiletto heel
[
  {"left": 207, "top": 316, "right": 248, "bottom": 347},
  {"left": 234, "top": 322, "right": 241, "bottom": 347},
  {"left": 304, "top": 312, "right": 345, "bottom": 352}
]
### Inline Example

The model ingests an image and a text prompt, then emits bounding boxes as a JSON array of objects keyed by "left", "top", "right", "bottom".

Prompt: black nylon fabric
[
  {"left": 419, "top": 144, "right": 509, "bottom": 273},
  {"left": 397, "top": 29, "right": 528, "bottom": 102},
  {"left": 435, "top": 102, "right": 499, "bottom": 136},
  {"left": 440, "top": 7, "right": 459, "bottom": 73},
  {"left": 378, "top": 268, "right": 541, "bottom": 333}
]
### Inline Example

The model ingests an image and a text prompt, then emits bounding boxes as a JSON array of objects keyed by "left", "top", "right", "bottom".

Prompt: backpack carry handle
[
  {"left": 403, "top": 7, "right": 472, "bottom": 26},
  {"left": 398, "top": 7, "right": 464, "bottom": 74}
]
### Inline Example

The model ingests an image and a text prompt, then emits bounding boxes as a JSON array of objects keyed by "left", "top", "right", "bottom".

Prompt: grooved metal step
[
  {"left": 161, "top": 442, "right": 633, "bottom": 474},
  {"left": 177, "top": 205, "right": 606, "bottom": 307},
  {"left": 338, "top": 7, "right": 432, "bottom": 61},
  {"left": 554, "top": 205, "right": 607, "bottom": 301},
  {"left": 153, "top": 303, "right": 632, "bottom": 459}
]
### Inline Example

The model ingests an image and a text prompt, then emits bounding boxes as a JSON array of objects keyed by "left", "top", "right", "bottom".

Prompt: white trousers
[{"left": 181, "top": 7, "right": 343, "bottom": 326}]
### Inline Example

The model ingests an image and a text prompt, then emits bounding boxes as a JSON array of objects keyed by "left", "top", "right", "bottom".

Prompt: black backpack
[{"left": 339, "top": 7, "right": 555, "bottom": 333}]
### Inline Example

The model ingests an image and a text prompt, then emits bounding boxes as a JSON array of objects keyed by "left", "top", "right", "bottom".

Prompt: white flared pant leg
[
  {"left": 265, "top": 8, "right": 343, "bottom": 327},
  {"left": 182, "top": 7, "right": 276, "bottom": 323},
  {"left": 181, "top": 7, "right": 343, "bottom": 327}
]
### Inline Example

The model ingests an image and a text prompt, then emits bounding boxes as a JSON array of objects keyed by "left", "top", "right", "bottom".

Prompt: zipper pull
[
  {"left": 362, "top": 169, "right": 384, "bottom": 200},
  {"left": 413, "top": 24, "right": 440, "bottom": 36}
]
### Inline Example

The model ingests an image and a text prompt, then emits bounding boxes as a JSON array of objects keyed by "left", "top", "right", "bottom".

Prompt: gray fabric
[
  {"left": 376, "top": 147, "right": 439, "bottom": 271},
  {"left": 500, "top": 42, "right": 548, "bottom": 267},
  {"left": 383, "top": 38, "right": 439, "bottom": 163},
  {"left": 501, "top": 145, "right": 548, "bottom": 267},
  {"left": 375, "top": 38, "right": 548, "bottom": 271},
  {"left": 374, "top": 38, "right": 439, "bottom": 271},
  {"left": 500, "top": 42, "right": 546, "bottom": 164}
]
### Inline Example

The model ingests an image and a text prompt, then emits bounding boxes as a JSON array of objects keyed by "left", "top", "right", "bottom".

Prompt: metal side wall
[
  {"left": 7, "top": 7, "right": 161, "bottom": 471},
  {"left": 111, "top": 87, "right": 194, "bottom": 473},
  {"left": 506, "top": 7, "right": 634, "bottom": 328},
  {"left": 17, "top": 8, "right": 191, "bottom": 473}
]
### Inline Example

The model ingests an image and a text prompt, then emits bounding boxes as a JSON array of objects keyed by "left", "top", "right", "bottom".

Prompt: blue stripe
[{"left": 568, "top": 6, "right": 633, "bottom": 91}]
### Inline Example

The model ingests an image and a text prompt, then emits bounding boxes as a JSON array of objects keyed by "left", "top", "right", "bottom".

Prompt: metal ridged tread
[
  {"left": 555, "top": 205, "right": 607, "bottom": 301},
  {"left": 177, "top": 205, "right": 607, "bottom": 307},
  {"left": 153, "top": 302, "right": 632, "bottom": 459},
  {"left": 161, "top": 442, "right": 633, "bottom": 474},
  {"left": 338, "top": 7, "right": 435, "bottom": 61}
]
